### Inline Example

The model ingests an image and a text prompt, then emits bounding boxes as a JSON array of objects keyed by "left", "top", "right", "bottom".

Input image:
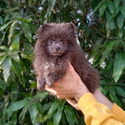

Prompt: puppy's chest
[{"left": 40, "top": 62, "right": 55, "bottom": 75}]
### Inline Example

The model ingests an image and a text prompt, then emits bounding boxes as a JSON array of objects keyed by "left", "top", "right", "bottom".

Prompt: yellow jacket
[{"left": 78, "top": 93, "right": 125, "bottom": 125}]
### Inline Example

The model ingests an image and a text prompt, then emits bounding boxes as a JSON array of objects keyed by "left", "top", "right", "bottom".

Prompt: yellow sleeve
[
  {"left": 78, "top": 93, "right": 124, "bottom": 125},
  {"left": 111, "top": 103, "right": 125, "bottom": 124}
]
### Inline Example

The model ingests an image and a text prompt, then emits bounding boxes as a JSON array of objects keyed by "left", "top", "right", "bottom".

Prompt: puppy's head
[
  {"left": 47, "top": 38, "right": 68, "bottom": 56},
  {"left": 36, "top": 23, "right": 77, "bottom": 57}
]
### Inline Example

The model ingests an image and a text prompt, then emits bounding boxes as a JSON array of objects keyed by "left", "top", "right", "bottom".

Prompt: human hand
[{"left": 45, "top": 61, "right": 89, "bottom": 102}]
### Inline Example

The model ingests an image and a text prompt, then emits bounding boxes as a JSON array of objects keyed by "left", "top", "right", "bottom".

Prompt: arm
[
  {"left": 45, "top": 62, "right": 125, "bottom": 125},
  {"left": 78, "top": 92, "right": 125, "bottom": 125}
]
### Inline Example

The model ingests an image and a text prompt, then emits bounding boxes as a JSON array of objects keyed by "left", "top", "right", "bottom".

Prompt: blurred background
[{"left": 0, "top": 0, "right": 125, "bottom": 124}]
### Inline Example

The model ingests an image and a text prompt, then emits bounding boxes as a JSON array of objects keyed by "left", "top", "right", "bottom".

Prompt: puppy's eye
[
  {"left": 49, "top": 41, "right": 53, "bottom": 45},
  {"left": 62, "top": 41, "right": 65, "bottom": 44}
]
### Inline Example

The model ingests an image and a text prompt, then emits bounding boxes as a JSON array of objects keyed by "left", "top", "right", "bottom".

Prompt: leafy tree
[{"left": 0, "top": 0, "right": 125, "bottom": 125}]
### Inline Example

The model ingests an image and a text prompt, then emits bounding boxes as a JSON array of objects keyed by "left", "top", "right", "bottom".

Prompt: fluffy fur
[{"left": 33, "top": 23, "right": 100, "bottom": 93}]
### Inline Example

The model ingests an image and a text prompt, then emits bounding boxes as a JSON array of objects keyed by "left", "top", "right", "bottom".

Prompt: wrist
[
  {"left": 94, "top": 89, "right": 113, "bottom": 109},
  {"left": 75, "top": 83, "right": 89, "bottom": 102}
]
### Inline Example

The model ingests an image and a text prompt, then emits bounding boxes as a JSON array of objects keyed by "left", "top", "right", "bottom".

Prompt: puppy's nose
[{"left": 56, "top": 47, "right": 60, "bottom": 51}]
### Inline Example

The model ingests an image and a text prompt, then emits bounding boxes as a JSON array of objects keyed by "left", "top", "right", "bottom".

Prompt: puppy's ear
[
  {"left": 66, "top": 22, "right": 77, "bottom": 35},
  {"left": 41, "top": 24, "right": 52, "bottom": 31},
  {"left": 36, "top": 23, "right": 52, "bottom": 39}
]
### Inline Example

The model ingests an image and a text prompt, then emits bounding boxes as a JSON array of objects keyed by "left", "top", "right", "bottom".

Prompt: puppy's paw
[
  {"left": 46, "top": 79, "right": 55, "bottom": 87},
  {"left": 37, "top": 78, "right": 46, "bottom": 91},
  {"left": 46, "top": 73, "right": 56, "bottom": 87}
]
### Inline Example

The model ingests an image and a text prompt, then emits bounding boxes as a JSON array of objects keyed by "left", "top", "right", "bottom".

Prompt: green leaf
[
  {"left": 3, "top": 121, "right": 13, "bottom": 125},
  {"left": 42, "top": 0, "right": 46, "bottom": 4},
  {"left": 37, "top": 113, "right": 53, "bottom": 123},
  {"left": 115, "top": 87, "right": 125, "bottom": 98},
  {"left": 117, "top": 14, "right": 124, "bottom": 29},
  {"left": 113, "top": 51, "right": 125, "bottom": 82},
  {"left": 101, "top": 86, "right": 109, "bottom": 95},
  {"left": 123, "top": 41, "right": 125, "bottom": 50},
  {"left": 0, "top": 79, "right": 7, "bottom": 90},
  {"left": 109, "top": 19, "right": 115, "bottom": 30},
  {"left": 122, "top": 0, "right": 125, "bottom": 5},
  {"left": 21, "top": 22, "right": 32, "bottom": 42},
  {"left": 48, "top": 101, "right": 61, "bottom": 115},
  {"left": 24, "top": 17, "right": 33, "bottom": 22},
  {"left": 30, "top": 24, "right": 38, "bottom": 34},
  {"left": 12, "top": 53, "right": 20, "bottom": 62},
  {"left": 120, "top": 5, "right": 125, "bottom": 18},
  {"left": 0, "top": 46, "right": 10, "bottom": 51},
  {"left": 99, "top": 2, "right": 107, "bottom": 17},
  {"left": 34, "top": 92, "right": 48, "bottom": 100},
  {"left": 11, "top": 112, "right": 17, "bottom": 125},
  {"left": 0, "top": 16, "right": 3, "bottom": 25},
  {"left": 109, "top": 8, "right": 120, "bottom": 21},
  {"left": 114, "top": 0, "right": 120, "bottom": 9},
  {"left": 106, "top": 10, "right": 111, "bottom": 21},
  {"left": 53, "top": 106, "right": 64, "bottom": 125},
  {"left": 7, "top": 98, "right": 29, "bottom": 117},
  {"left": 0, "top": 0, "right": 6, "bottom": 8},
  {"left": 0, "top": 51, "right": 6, "bottom": 57},
  {"left": 3, "top": 57, "right": 12, "bottom": 82},
  {"left": 11, "top": 12, "right": 21, "bottom": 19},
  {"left": 10, "top": 33, "right": 20, "bottom": 51},
  {"left": 19, "top": 102, "right": 31, "bottom": 121},
  {"left": 4, "top": 14, "right": 10, "bottom": 23},
  {"left": 24, "top": 42, "right": 33, "bottom": 55},
  {"left": 64, "top": 105, "right": 78, "bottom": 125},
  {"left": 37, "top": 103, "right": 44, "bottom": 115},
  {"left": 8, "top": 20, "right": 18, "bottom": 45},
  {"left": 0, "top": 54, "right": 7, "bottom": 65},
  {"left": 12, "top": 58, "right": 21, "bottom": 77},
  {"left": 0, "top": 30, "right": 6, "bottom": 44},
  {"left": 0, "top": 20, "right": 13, "bottom": 31},
  {"left": 30, "top": 104, "right": 38, "bottom": 124},
  {"left": 108, "top": 1, "right": 114, "bottom": 14},
  {"left": 43, "top": 102, "right": 53, "bottom": 112},
  {"left": 100, "top": 40, "right": 120, "bottom": 65},
  {"left": 118, "top": 28, "right": 124, "bottom": 38},
  {"left": 94, "top": 0, "right": 105, "bottom": 12},
  {"left": 109, "top": 86, "right": 119, "bottom": 103},
  {"left": 11, "top": 82, "right": 19, "bottom": 101},
  {"left": 91, "top": 38, "right": 104, "bottom": 57},
  {"left": 48, "top": 0, "right": 56, "bottom": 16},
  {"left": 44, "top": 0, "right": 56, "bottom": 22}
]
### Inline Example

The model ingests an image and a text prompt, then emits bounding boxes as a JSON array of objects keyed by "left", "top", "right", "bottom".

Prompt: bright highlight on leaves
[
  {"left": 3, "top": 57, "right": 12, "bottom": 82},
  {"left": 30, "top": 104, "right": 38, "bottom": 124},
  {"left": 21, "top": 22, "right": 32, "bottom": 42},
  {"left": 113, "top": 51, "right": 125, "bottom": 82}
]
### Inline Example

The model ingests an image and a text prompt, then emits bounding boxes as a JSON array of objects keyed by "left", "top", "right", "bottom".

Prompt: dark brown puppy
[{"left": 33, "top": 23, "right": 100, "bottom": 93}]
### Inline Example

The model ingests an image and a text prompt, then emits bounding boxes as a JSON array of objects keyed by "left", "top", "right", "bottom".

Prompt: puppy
[{"left": 33, "top": 23, "right": 100, "bottom": 93}]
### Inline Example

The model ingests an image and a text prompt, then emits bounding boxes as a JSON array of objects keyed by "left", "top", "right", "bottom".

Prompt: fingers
[
  {"left": 45, "top": 85, "right": 57, "bottom": 95},
  {"left": 55, "top": 92, "right": 73, "bottom": 99},
  {"left": 45, "top": 85, "right": 74, "bottom": 99},
  {"left": 45, "top": 84, "right": 80, "bottom": 110},
  {"left": 66, "top": 98, "right": 80, "bottom": 110}
]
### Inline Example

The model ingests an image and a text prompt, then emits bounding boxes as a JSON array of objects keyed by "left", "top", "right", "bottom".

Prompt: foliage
[{"left": 0, "top": 0, "right": 125, "bottom": 125}]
